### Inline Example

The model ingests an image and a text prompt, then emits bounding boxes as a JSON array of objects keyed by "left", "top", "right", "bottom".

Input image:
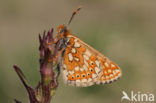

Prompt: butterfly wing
[{"left": 61, "top": 35, "right": 122, "bottom": 87}]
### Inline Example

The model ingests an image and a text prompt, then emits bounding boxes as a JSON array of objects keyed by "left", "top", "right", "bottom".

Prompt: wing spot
[
  {"left": 84, "top": 60, "right": 89, "bottom": 67},
  {"left": 115, "top": 69, "right": 120, "bottom": 73},
  {"left": 101, "top": 76, "right": 104, "bottom": 80},
  {"left": 108, "top": 69, "right": 112, "bottom": 73},
  {"left": 113, "top": 70, "right": 116, "bottom": 74},
  {"left": 95, "top": 67, "right": 101, "bottom": 74},
  {"left": 74, "top": 42, "right": 81, "bottom": 47},
  {"left": 92, "top": 73, "right": 97, "bottom": 79},
  {"left": 76, "top": 79, "right": 80, "bottom": 82},
  {"left": 71, "top": 48, "right": 76, "bottom": 53},
  {"left": 85, "top": 49, "right": 91, "bottom": 57},
  {"left": 76, "top": 74, "right": 80, "bottom": 78},
  {"left": 87, "top": 72, "right": 90, "bottom": 76},
  {"left": 90, "top": 61, "right": 94, "bottom": 66},
  {"left": 69, "top": 70, "right": 74, "bottom": 75},
  {"left": 68, "top": 53, "right": 73, "bottom": 61},
  {"left": 74, "top": 57, "right": 79, "bottom": 61},
  {"left": 80, "top": 68, "right": 84, "bottom": 72},
  {"left": 90, "top": 68, "right": 93, "bottom": 72},
  {"left": 83, "top": 55, "right": 89, "bottom": 60},
  {"left": 104, "top": 71, "right": 108, "bottom": 75},
  {"left": 63, "top": 70, "right": 68, "bottom": 76},
  {"left": 105, "top": 62, "right": 109, "bottom": 67},
  {"left": 72, "top": 76, "right": 74, "bottom": 79},
  {"left": 111, "top": 64, "right": 116, "bottom": 68},
  {"left": 74, "top": 38, "right": 78, "bottom": 42},
  {"left": 82, "top": 74, "right": 86, "bottom": 78},
  {"left": 106, "top": 76, "right": 109, "bottom": 79},
  {"left": 82, "top": 79, "right": 87, "bottom": 83},
  {"left": 88, "top": 78, "right": 92, "bottom": 82},
  {"left": 110, "top": 74, "right": 113, "bottom": 78},
  {"left": 74, "top": 66, "right": 79, "bottom": 71},
  {"left": 95, "top": 60, "right": 100, "bottom": 67},
  {"left": 83, "top": 64, "right": 88, "bottom": 71},
  {"left": 102, "top": 81, "right": 106, "bottom": 84}
]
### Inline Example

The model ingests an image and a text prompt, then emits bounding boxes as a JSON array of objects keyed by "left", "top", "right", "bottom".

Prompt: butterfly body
[{"left": 55, "top": 25, "right": 122, "bottom": 87}]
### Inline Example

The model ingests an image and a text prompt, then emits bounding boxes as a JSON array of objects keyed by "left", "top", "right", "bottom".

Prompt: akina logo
[{"left": 121, "top": 91, "right": 154, "bottom": 102}]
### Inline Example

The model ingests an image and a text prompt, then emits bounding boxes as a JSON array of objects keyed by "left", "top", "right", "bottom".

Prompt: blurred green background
[{"left": 0, "top": 0, "right": 156, "bottom": 103}]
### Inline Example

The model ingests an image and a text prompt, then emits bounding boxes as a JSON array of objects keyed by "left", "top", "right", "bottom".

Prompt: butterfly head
[{"left": 57, "top": 25, "right": 71, "bottom": 37}]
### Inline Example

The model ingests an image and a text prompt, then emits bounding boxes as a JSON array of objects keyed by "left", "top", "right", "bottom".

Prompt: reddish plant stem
[{"left": 14, "top": 28, "right": 60, "bottom": 103}]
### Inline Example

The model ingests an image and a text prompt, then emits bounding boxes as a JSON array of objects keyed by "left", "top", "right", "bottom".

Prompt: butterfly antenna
[{"left": 67, "top": 6, "right": 82, "bottom": 26}]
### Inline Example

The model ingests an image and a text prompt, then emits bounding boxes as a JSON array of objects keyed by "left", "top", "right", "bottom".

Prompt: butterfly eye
[
  {"left": 87, "top": 73, "right": 90, "bottom": 76},
  {"left": 58, "top": 27, "right": 67, "bottom": 34}
]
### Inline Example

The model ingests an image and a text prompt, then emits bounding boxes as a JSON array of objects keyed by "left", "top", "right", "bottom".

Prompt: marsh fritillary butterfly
[{"left": 49, "top": 6, "right": 122, "bottom": 87}]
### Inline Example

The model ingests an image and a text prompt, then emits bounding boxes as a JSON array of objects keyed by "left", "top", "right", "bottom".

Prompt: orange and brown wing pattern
[{"left": 61, "top": 34, "right": 122, "bottom": 87}]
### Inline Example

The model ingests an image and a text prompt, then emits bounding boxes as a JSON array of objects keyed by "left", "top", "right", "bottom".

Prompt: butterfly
[{"left": 49, "top": 6, "right": 122, "bottom": 87}]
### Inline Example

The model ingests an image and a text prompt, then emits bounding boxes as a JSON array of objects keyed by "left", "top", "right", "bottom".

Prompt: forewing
[{"left": 61, "top": 35, "right": 122, "bottom": 87}]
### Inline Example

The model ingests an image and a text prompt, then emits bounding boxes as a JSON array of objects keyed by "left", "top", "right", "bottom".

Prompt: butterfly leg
[
  {"left": 48, "top": 47, "right": 64, "bottom": 63},
  {"left": 47, "top": 34, "right": 64, "bottom": 45},
  {"left": 55, "top": 63, "right": 61, "bottom": 87},
  {"left": 51, "top": 63, "right": 60, "bottom": 88}
]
